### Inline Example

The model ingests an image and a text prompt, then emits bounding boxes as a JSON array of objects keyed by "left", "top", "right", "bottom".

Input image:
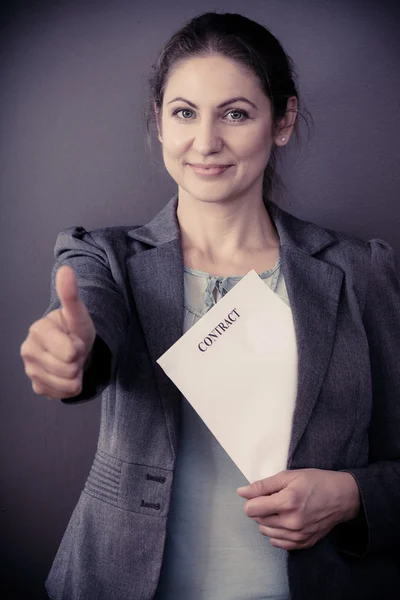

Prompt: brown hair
[{"left": 144, "top": 11, "right": 312, "bottom": 205}]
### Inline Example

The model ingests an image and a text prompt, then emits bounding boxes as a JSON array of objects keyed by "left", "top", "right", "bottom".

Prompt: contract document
[{"left": 156, "top": 269, "right": 298, "bottom": 483}]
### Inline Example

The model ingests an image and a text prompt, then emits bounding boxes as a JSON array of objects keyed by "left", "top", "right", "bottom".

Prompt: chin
[{"left": 180, "top": 187, "right": 238, "bottom": 204}]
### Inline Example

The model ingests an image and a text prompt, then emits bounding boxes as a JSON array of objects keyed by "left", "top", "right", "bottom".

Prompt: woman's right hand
[{"left": 20, "top": 265, "right": 97, "bottom": 399}]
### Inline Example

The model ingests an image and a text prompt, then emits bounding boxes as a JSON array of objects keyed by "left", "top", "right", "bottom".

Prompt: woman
[{"left": 20, "top": 11, "right": 400, "bottom": 600}]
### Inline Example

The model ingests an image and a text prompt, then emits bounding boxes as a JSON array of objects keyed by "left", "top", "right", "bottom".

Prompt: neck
[{"left": 177, "top": 191, "right": 279, "bottom": 263}]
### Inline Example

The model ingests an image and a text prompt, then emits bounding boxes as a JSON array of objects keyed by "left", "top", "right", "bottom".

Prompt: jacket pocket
[
  {"left": 45, "top": 450, "right": 173, "bottom": 600},
  {"left": 84, "top": 449, "right": 173, "bottom": 517}
]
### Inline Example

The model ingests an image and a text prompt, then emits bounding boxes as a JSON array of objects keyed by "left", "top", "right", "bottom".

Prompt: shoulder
[
  {"left": 285, "top": 207, "right": 395, "bottom": 269},
  {"left": 309, "top": 219, "right": 399, "bottom": 315},
  {"left": 317, "top": 222, "right": 397, "bottom": 274},
  {"left": 54, "top": 224, "right": 141, "bottom": 253},
  {"left": 69, "top": 224, "right": 140, "bottom": 242},
  {"left": 279, "top": 207, "right": 398, "bottom": 311}
]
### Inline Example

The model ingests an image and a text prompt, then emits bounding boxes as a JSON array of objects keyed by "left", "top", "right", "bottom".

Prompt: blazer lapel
[
  {"left": 126, "top": 194, "right": 344, "bottom": 468},
  {"left": 126, "top": 199, "right": 185, "bottom": 460},
  {"left": 267, "top": 202, "right": 344, "bottom": 464},
  {"left": 281, "top": 245, "right": 344, "bottom": 464}
]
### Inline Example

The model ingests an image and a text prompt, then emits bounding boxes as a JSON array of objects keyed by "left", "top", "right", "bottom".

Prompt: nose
[{"left": 191, "top": 118, "right": 224, "bottom": 154}]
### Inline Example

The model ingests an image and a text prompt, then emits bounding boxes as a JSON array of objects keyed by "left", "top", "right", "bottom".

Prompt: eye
[
  {"left": 227, "top": 109, "right": 249, "bottom": 122},
  {"left": 172, "top": 108, "right": 193, "bottom": 120},
  {"left": 171, "top": 108, "right": 249, "bottom": 123}
]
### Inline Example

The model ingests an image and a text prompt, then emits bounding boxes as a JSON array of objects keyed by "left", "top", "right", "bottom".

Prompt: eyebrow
[{"left": 167, "top": 96, "right": 258, "bottom": 110}]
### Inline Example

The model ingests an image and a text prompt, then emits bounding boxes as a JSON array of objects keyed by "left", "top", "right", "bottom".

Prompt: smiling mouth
[
  {"left": 188, "top": 164, "right": 232, "bottom": 168},
  {"left": 188, "top": 164, "right": 232, "bottom": 176}
]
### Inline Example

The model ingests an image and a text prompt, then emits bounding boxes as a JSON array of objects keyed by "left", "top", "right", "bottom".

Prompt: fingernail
[{"left": 237, "top": 486, "right": 249, "bottom": 493}]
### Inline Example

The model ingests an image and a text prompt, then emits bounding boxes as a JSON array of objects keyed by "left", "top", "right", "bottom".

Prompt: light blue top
[{"left": 154, "top": 259, "right": 292, "bottom": 600}]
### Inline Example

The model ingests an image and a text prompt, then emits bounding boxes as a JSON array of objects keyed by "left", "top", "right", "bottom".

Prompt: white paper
[{"left": 156, "top": 269, "right": 298, "bottom": 483}]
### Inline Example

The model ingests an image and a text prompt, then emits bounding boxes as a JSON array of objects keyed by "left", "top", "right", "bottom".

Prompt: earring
[{"left": 281, "top": 137, "right": 286, "bottom": 141}]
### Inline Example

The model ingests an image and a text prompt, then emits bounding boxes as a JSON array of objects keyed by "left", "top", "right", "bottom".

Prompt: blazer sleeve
[
  {"left": 42, "top": 226, "right": 129, "bottom": 404},
  {"left": 332, "top": 238, "right": 400, "bottom": 557}
]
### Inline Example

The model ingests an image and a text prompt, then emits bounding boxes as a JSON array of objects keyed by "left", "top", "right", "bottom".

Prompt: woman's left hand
[{"left": 237, "top": 468, "right": 361, "bottom": 550}]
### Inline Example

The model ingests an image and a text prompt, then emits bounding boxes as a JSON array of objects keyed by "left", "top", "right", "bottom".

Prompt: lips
[
  {"left": 189, "top": 164, "right": 231, "bottom": 176},
  {"left": 189, "top": 164, "right": 231, "bottom": 168},
  {"left": 190, "top": 165, "right": 230, "bottom": 177}
]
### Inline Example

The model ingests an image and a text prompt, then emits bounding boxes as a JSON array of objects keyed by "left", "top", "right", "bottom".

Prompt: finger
[
  {"left": 27, "top": 364, "right": 83, "bottom": 398},
  {"left": 253, "top": 515, "right": 287, "bottom": 529},
  {"left": 56, "top": 266, "right": 79, "bottom": 328},
  {"left": 254, "top": 511, "right": 305, "bottom": 531},
  {"left": 256, "top": 525, "right": 305, "bottom": 542},
  {"left": 56, "top": 266, "right": 91, "bottom": 337},
  {"left": 243, "top": 488, "right": 291, "bottom": 518},
  {"left": 237, "top": 470, "right": 290, "bottom": 499},
  {"left": 268, "top": 537, "right": 307, "bottom": 551},
  {"left": 23, "top": 336, "right": 86, "bottom": 379},
  {"left": 31, "top": 376, "right": 64, "bottom": 400},
  {"left": 28, "top": 317, "right": 85, "bottom": 363}
]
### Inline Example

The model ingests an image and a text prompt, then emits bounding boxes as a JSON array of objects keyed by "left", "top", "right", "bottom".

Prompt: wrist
[
  {"left": 84, "top": 344, "right": 95, "bottom": 372},
  {"left": 337, "top": 471, "right": 361, "bottom": 523}
]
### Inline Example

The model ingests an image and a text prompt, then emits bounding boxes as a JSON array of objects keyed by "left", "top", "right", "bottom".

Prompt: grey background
[{"left": 1, "top": 0, "right": 399, "bottom": 598}]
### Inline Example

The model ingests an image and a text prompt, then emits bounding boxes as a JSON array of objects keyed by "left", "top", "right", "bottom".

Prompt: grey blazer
[{"left": 44, "top": 194, "right": 400, "bottom": 600}]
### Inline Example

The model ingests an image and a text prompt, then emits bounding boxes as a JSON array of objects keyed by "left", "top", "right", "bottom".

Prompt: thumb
[
  {"left": 236, "top": 470, "right": 290, "bottom": 498},
  {"left": 56, "top": 265, "right": 90, "bottom": 336}
]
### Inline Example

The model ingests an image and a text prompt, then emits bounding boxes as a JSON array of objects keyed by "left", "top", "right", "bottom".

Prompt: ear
[
  {"left": 273, "top": 96, "right": 298, "bottom": 147},
  {"left": 154, "top": 101, "right": 163, "bottom": 144}
]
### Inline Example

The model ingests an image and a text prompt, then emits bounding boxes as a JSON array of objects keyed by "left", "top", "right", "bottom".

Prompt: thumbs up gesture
[{"left": 20, "top": 266, "right": 96, "bottom": 399}]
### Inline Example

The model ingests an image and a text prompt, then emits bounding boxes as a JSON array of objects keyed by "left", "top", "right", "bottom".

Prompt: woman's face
[{"left": 156, "top": 54, "right": 286, "bottom": 205}]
